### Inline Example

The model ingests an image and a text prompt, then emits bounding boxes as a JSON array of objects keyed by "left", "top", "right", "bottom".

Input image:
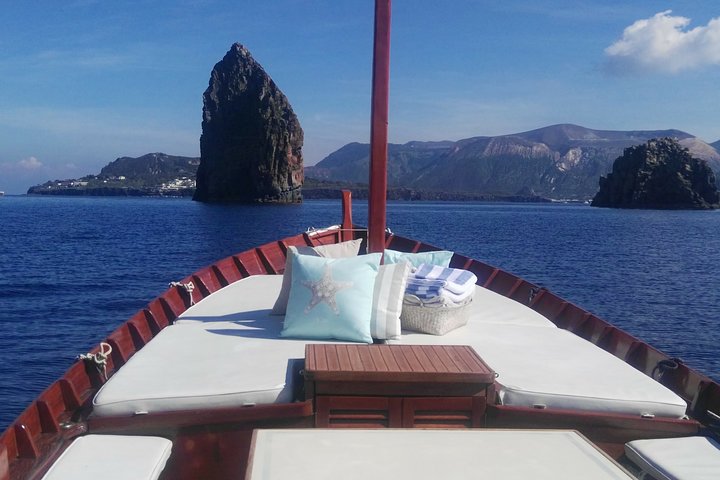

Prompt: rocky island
[
  {"left": 193, "top": 43, "right": 303, "bottom": 203},
  {"left": 591, "top": 138, "right": 720, "bottom": 210}
]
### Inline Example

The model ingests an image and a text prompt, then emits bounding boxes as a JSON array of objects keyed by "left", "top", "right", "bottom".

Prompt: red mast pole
[{"left": 367, "top": 0, "right": 391, "bottom": 254}]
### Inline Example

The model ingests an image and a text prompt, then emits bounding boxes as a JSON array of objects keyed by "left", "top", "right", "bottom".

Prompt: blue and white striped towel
[
  {"left": 412, "top": 264, "right": 477, "bottom": 295},
  {"left": 405, "top": 278, "right": 445, "bottom": 300},
  {"left": 404, "top": 264, "right": 477, "bottom": 303}
]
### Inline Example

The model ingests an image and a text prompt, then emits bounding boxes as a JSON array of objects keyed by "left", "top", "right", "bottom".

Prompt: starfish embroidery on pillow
[{"left": 302, "top": 265, "right": 353, "bottom": 314}]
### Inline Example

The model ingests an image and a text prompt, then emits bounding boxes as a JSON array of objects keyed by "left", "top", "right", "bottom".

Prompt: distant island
[{"left": 27, "top": 153, "right": 199, "bottom": 197}]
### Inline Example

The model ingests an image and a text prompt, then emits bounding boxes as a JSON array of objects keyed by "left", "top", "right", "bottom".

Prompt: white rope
[
  {"left": 305, "top": 226, "right": 392, "bottom": 234},
  {"left": 77, "top": 342, "right": 113, "bottom": 381},
  {"left": 169, "top": 281, "right": 195, "bottom": 306}
]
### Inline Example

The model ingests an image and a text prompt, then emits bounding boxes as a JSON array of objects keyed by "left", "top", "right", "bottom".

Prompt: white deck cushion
[
  {"left": 95, "top": 275, "right": 684, "bottom": 418},
  {"left": 466, "top": 283, "right": 556, "bottom": 327},
  {"left": 176, "top": 274, "right": 285, "bottom": 325},
  {"left": 93, "top": 318, "right": 305, "bottom": 415},
  {"left": 399, "top": 323, "right": 688, "bottom": 418},
  {"left": 41, "top": 435, "right": 172, "bottom": 480},
  {"left": 625, "top": 436, "right": 720, "bottom": 480},
  {"left": 94, "top": 276, "right": 345, "bottom": 416},
  {"left": 246, "top": 429, "right": 633, "bottom": 480}
]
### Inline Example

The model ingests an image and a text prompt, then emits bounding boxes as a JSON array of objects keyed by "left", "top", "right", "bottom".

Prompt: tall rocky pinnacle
[
  {"left": 193, "top": 43, "right": 303, "bottom": 203},
  {"left": 591, "top": 138, "right": 720, "bottom": 209}
]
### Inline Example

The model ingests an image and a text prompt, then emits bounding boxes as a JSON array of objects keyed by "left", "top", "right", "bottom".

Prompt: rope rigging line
[
  {"left": 169, "top": 281, "right": 195, "bottom": 306},
  {"left": 77, "top": 342, "right": 113, "bottom": 381}
]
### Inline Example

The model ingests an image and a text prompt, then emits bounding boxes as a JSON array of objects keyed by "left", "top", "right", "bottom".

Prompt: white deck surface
[
  {"left": 92, "top": 275, "right": 687, "bottom": 418},
  {"left": 246, "top": 429, "right": 633, "bottom": 480}
]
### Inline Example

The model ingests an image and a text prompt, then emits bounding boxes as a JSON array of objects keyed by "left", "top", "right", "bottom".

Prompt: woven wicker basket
[{"left": 400, "top": 295, "right": 473, "bottom": 335}]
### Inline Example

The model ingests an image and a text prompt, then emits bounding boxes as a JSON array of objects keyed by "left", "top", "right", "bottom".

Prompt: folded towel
[
  {"left": 410, "top": 264, "right": 477, "bottom": 296},
  {"left": 404, "top": 292, "right": 473, "bottom": 308},
  {"left": 405, "top": 278, "right": 445, "bottom": 300},
  {"left": 404, "top": 264, "right": 477, "bottom": 304},
  {"left": 405, "top": 279, "right": 474, "bottom": 304}
]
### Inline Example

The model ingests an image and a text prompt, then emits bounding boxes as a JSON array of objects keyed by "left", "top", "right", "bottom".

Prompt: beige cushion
[
  {"left": 41, "top": 435, "right": 172, "bottom": 480},
  {"left": 271, "top": 239, "right": 363, "bottom": 315},
  {"left": 625, "top": 436, "right": 720, "bottom": 480},
  {"left": 246, "top": 429, "right": 633, "bottom": 480}
]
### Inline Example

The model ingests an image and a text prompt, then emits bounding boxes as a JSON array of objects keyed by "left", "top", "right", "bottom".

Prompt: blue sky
[{"left": 1, "top": 1, "right": 720, "bottom": 194}]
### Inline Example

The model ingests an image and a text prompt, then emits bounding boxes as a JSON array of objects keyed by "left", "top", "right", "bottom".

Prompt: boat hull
[{"left": 1, "top": 223, "right": 718, "bottom": 479}]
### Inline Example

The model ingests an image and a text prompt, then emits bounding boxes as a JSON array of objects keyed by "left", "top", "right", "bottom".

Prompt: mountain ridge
[{"left": 306, "top": 124, "right": 720, "bottom": 200}]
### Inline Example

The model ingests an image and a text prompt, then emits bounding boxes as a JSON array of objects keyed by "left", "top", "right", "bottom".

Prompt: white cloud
[
  {"left": 605, "top": 11, "right": 720, "bottom": 74},
  {"left": 18, "top": 156, "right": 43, "bottom": 170}
]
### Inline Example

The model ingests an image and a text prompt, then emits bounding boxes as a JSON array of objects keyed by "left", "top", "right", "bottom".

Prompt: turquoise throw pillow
[
  {"left": 281, "top": 253, "right": 382, "bottom": 343},
  {"left": 383, "top": 249, "right": 453, "bottom": 268}
]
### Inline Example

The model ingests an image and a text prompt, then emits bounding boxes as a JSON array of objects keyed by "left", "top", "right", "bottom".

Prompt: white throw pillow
[
  {"left": 271, "top": 238, "right": 363, "bottom": 315},
  {"left": 370, "top": 262, "right": 410, "bottom": 340}
]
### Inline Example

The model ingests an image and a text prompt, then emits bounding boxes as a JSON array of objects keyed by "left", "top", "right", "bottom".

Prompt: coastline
[{"left": 25, "top": 187, "right": 554, "bottom": 203}]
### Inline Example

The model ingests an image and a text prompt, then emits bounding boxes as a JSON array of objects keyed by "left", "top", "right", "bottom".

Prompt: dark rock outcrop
[
  {"left": 591, "top": 138, "right": 720, "bottom": 209},
  {"left": 194, "top": 43, "right": 303, "bottom": 203}
]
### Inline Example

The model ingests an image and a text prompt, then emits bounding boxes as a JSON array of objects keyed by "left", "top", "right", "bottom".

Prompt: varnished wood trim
[
  {"left": 13, "top": 425, "right": 37, "bottom": 459},
  {"left": 58, "top": 379, "right": 81, "bottom": 411},
  {"left": 35, "top": 402, "right": 59, "bottom": 434},
  {"left": 341, "top": 190, "right": 353, "bottom": 242},
  {"left": 0, "top": 442, "right": 8, "bottom": 480},
  {"left": 483, "top": 269, "right": 500, "bottom": 288}
]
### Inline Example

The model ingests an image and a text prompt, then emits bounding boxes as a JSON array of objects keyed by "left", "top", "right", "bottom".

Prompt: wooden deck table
[{"left": 304, "top": 344, "right": 496, "bottom": 428}]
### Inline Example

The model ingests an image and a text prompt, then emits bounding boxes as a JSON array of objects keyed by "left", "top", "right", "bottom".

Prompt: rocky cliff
[
  {"left": 194, "top": 43, "right": 303, "bottom": 203},
  {"left": 305, "top": 124, "right": 720, "bottom": 201},
  {"left": 591, "top": 138, "right": 720, "bottom": 209}
]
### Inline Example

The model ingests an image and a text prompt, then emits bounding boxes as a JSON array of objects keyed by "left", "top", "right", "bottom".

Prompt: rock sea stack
[
  {"left": 194, "top": 43, "right": 303, "bottom": 203},
  {"left": 591, "top": 138, "right": 720, "bottom": 210}
]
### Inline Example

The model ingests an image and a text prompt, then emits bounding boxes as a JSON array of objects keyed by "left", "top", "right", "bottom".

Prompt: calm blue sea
[{"left": 1, "top": 196, "right": 719, "bottom": 430}]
